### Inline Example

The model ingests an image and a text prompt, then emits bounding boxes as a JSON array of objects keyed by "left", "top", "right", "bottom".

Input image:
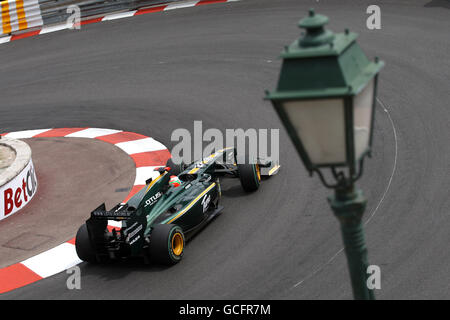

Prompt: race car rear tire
[
  {"left": 148, "top": 224, "right": 185, "bottom": 265},
  {"left": 75, "top": 224, "right": 97, "bottom": 263},
  {"left": 237, "top": 163, "right": 261, "bottom": 192},
  {"left": 166, "top": 158, "right": 184, "bottom": 176}
]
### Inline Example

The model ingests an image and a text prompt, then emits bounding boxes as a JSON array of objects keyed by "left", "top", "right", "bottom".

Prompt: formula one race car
[{"left": 75, "top": 148, "right": 280, "bottom": 265}]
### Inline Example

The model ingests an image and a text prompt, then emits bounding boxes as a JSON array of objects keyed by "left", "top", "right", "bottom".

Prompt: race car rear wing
[
  {"left": 90, "top": 203, "right": 135, "bottom": 220},
  {"left": 86, "top": 202, "right": 147, "bottom": 258},
  {"left": 85, "top": 203, "right": 134, "bottom": 251}
]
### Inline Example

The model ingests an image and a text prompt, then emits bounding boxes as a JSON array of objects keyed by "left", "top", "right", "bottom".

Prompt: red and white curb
[
  {"left": 0, "top": 0, "right": 239, "bottom": 45},
  {"left": 0, "top": 127, "right": 170, "bottom": 294}
]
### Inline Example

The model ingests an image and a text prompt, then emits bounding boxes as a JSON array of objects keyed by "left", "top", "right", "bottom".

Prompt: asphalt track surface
[{"left": 0, "top": 0, "right": 449, "bottom": 299}]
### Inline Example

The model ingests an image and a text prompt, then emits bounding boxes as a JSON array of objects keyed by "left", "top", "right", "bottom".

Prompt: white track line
[
  {"left": 102, "top": 11, "right": 138, "bottom": 21},
  {"left": 364, "top": 98, "right": 398, "bottom": 225},
  {"left": 164, "top": 0, "right": 200, "bottom": 10},
  {"left": 115, "top": 137, "right": 167, "bottom": 154},
  {"left": 64, "top": 128, "right": 123, "bottom": 138},
  {"left": 21, "top": 243, "right": 82, "bottom": 278},
  {"left": 0, "top": 36, "right": 11, "bottom": 44},
  {"left": 4, "top": 129, "right": 51, "bottom": 139}
]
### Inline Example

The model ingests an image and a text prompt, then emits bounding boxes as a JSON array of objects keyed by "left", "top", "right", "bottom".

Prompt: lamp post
[{"left": 265, "top": 9, "right": 383, "bottom": 300}]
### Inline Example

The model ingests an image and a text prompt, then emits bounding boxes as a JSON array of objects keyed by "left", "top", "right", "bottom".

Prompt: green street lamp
[{"left": 265, "top": 9, "right": 384, "bottom": 300}]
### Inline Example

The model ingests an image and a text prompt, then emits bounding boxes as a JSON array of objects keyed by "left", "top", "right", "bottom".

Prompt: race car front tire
[
  {"left": 75, "top": 224, "right": 97, "bottom": 263},
  {"left": 237, "top": 163, "right": 261, "bottom": 192},
  {"left": 148, "top": 224, "right": 185, "bottom": 265}
]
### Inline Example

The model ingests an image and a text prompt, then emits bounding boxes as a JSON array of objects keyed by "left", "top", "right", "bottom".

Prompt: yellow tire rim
[
  {"left": 255, "top": 164, "right": 261, "bottom": 182},
  {"left": 171, "top": 232, "right": 184, "bottom": 256}
]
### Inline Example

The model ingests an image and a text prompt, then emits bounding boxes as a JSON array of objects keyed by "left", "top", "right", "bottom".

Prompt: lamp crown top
[
  {"left": 299, "top": 9, "right": 328, "bottom": 29},
  {"left": 298, "top": 8, "right": 334, "bottom": 47}
]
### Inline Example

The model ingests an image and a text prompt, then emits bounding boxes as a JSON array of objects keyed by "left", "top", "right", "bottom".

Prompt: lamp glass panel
[
  {"left": 353, "top": 79, "right": 374, "bottom": 161},
  {"left": 282, "top": 98, "right": 346, "bottom": 165}
]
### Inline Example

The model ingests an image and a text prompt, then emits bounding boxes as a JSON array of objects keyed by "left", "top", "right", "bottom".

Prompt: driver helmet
[{"left": 169, "top": 175, "right": 181, "bottom": 187}]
